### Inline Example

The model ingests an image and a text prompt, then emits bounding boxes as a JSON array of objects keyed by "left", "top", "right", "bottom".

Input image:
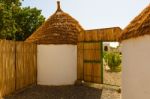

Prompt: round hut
[
  {"left": 120, "top": 4, "right": 150, "bottom": 99},
  {"left": 26, "top": 1, "right": 84, "bottom": 85}
]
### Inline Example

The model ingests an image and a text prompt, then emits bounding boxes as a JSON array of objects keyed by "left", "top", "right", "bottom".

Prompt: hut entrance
[
  {"left": 77, "top": 41, "right": 102, "bottom": 84},
  {"left": 102, "top": 42, "right": 122, "bottom": 86}
]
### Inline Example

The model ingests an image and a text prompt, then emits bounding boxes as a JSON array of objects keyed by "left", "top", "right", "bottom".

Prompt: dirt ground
[
  {"left": 4, "top": 85, "right": 102, "bottom": 99},
  {"left": 104, "top": 69, "right": 121, "bottom": 86},
  {"left": 102, "top": 61, "right": 121, "bottom": 99},
  {"left": 101, "top": 88, "right": 121, "bottom": 99},
  {"left": 84, "top": 83, "right": 121, "bottom": 99},
  {"left": 103, "top": 60, "right": 121, "bottom": 86},
  {"left": 101, "top": 85, "right": 121, "bottom": 99}
]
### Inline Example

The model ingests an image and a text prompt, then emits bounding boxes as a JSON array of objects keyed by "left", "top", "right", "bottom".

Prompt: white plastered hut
[
  {"left": 120, "top": 4, "right": 150, "bottom": 99},
  {"left": 26, "top": 1, "right": 84, "bottom": 85}
]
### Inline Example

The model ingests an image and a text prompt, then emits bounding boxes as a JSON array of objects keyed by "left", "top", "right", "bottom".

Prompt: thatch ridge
[
  {"left": 26, "top": 1, "right": 84, "bottom": 44},
  {"left": 120, "top": 4, "right": 150, "bottom": 41}
]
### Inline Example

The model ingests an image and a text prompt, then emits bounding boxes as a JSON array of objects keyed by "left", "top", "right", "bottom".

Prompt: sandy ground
[
  {"left": 101, "top": 85, "right": 121, "bottom": 99},
  {"left": 102, "top": 62, "right": 122, "bottom": 99},
  {"left": 101, "top": 89, "right": 121, "bottom": 99},
  {"left": 104, "top": 69, "right": 121, "bottom": 86}
]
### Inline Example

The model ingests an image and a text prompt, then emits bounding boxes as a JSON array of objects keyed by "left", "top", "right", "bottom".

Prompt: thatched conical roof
[
  {"left": 120, "top": 4, "right": 150, "bottom": 41},
  {"left": 26, "top": 1, "right": 84, "bottom": 44}
]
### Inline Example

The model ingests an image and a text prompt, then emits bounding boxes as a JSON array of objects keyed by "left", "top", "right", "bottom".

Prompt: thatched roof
[
  {"left": 78, "top": 27, "right": 122, "bottom": 42},
  {"left": 25, "top": 1, "right": 84, "bottom": 44},
  {"left": 120, "top": 4, "right": 150, "bottom": 41}
]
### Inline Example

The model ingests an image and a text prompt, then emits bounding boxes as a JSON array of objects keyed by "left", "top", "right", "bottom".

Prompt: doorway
[{"left": 102, "top": 42, "right": 122, "bottom": 86}]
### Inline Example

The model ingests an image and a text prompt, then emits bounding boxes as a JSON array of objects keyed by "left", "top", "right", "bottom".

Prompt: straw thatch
[
  {"left": 26, "top": 1, "right": 84, "bottom": 44},
  {"left": 78, "top": 27, "right": 122, "bottom": 42},
  {"left": 120, "top": 4, "right": 150, "bottom": 41}
]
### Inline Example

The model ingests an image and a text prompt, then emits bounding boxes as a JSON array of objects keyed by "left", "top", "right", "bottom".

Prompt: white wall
[
  {"left": 37, "top": 45, "right": 77, "bottom": 85},
  {"left": 122, "top": 35, "right": 150, "bottom": 99}
]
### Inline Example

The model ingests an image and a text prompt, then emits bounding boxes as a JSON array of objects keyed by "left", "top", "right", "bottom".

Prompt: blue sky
[{"left": 22, "top": 0, "right": 149, "bottom": 30}]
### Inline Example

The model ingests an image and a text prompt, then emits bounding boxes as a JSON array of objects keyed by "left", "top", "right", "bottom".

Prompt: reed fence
[{"left": 0, "top": 40, "right": 37, "bottom": 97}]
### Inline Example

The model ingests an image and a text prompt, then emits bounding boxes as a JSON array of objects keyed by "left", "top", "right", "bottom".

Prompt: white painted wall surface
[
  {"left": 122, "top": 35, "right": 150, "bottom": 99},
  {"left": 37, "top": 45, "right": 77, "bottom": 85}
]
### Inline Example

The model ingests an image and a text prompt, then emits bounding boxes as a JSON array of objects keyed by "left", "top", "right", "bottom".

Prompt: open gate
[
  {"left": 77, "top": 27, "right": 122, "bottom": 84},
  {"left": 77, "top": 30, "right": 103, "bottom": 84},
  {"left": 77, "top": 41, "right": 102, "bottom": 83}
]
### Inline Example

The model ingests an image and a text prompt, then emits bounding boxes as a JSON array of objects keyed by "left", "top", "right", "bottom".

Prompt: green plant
[
  {"left": 104, "top": 52, "right": 121, "bottom": 72},
  {"left": 0, "top": 0, "right": 45, "bottom": 40}
]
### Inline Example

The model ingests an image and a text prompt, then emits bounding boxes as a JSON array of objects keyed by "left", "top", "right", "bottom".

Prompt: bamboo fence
[{"left": 0, "top": 40, "right": 37, "bottom": 97}]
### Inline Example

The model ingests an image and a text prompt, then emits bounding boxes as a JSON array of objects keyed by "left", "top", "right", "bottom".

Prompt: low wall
[{"left": 37, "top": 45, "right": 77, "bottom": 85}]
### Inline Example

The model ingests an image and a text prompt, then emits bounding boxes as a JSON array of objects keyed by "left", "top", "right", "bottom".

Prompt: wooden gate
[
  {"left": 77, "top": 42, "right": 102, "bottom": 83},
  {"left": 77, "top": 30, "right": 103, "bottom": 84},
  {"left": 77, "top": 27, "right": 122, "bottom": 84}
]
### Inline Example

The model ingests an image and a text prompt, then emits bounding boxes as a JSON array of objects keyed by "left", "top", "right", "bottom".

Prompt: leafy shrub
[
  {"left": 104, "top": 52, "right": 121, "bottom": 72},
  {"left": 103, "top": 51, "right": 108, "bottom": 61}
]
